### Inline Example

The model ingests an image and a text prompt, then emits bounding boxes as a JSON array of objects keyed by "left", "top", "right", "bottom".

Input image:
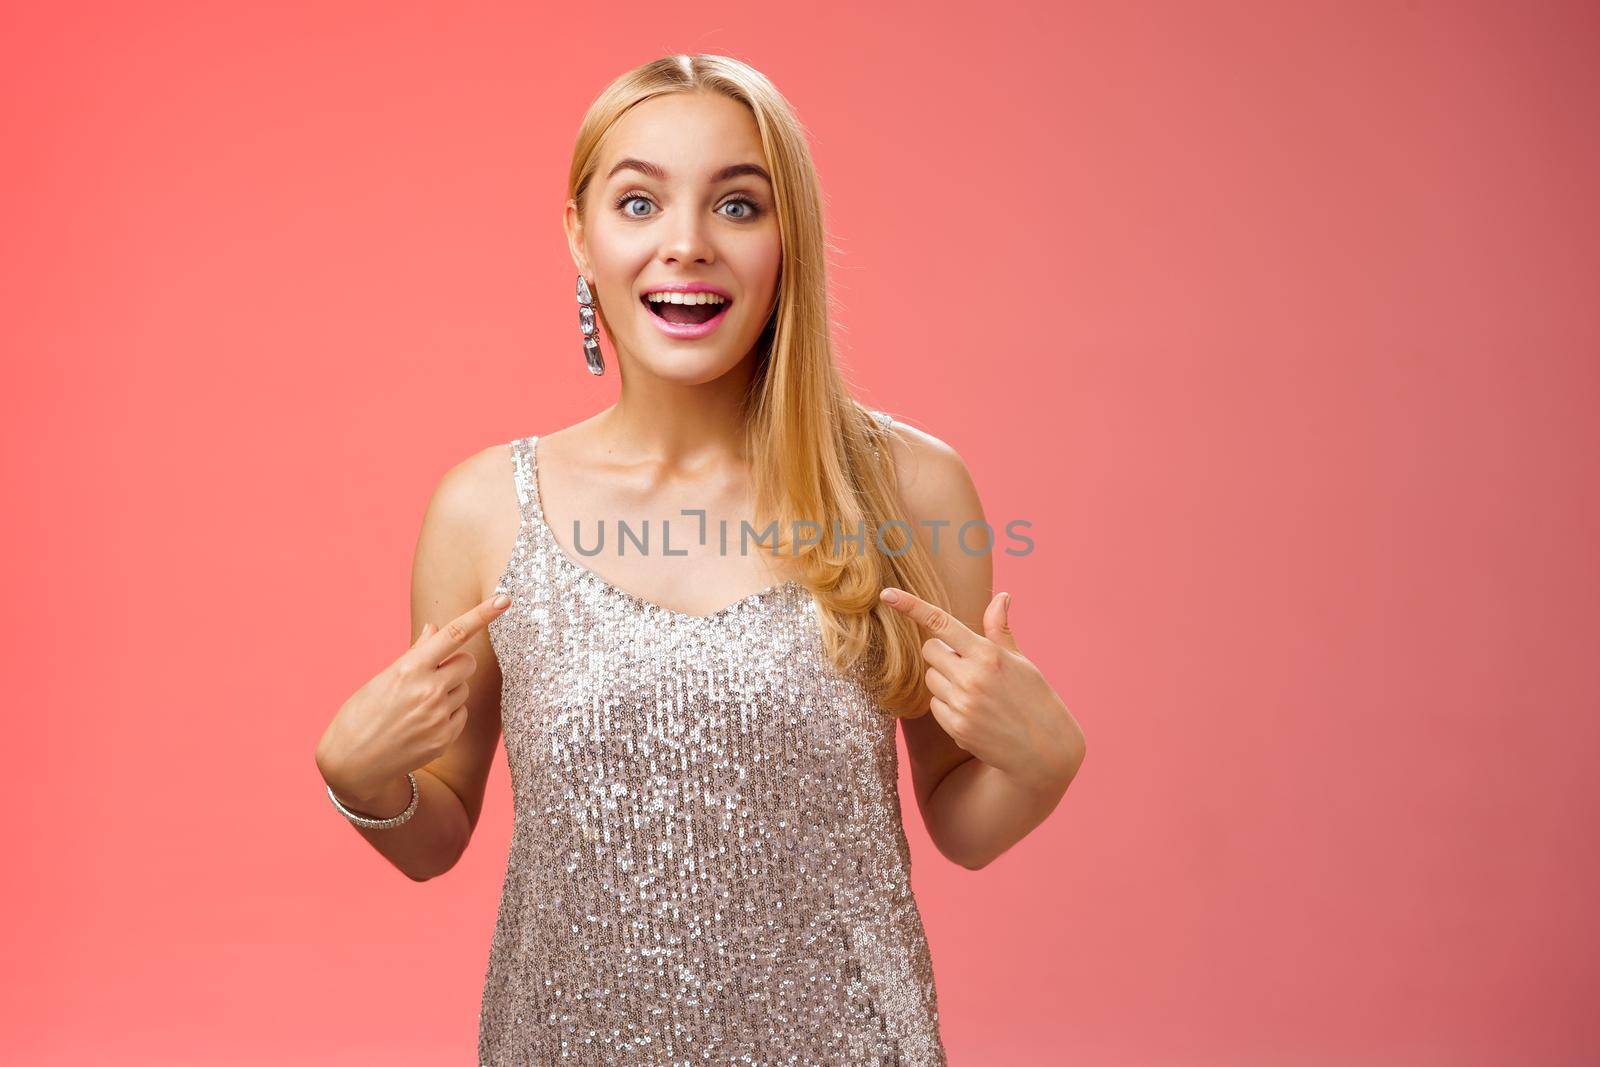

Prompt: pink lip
[{"left": 639, "top": 284, "right": 734, "bottom": 339}]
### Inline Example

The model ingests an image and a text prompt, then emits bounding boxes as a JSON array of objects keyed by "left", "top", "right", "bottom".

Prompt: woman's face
[{"left": 567, "top": 91, "right": 782, "bottom": 385}]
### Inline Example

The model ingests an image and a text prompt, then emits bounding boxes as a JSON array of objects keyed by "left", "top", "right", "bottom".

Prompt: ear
[{"left": 563, "top": 197, "right": 592, "bottom": 281}]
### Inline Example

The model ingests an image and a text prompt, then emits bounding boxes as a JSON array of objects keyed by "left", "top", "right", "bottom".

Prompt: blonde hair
[{"left": 567, "top": 54, "right": 948, "bottom": 714}]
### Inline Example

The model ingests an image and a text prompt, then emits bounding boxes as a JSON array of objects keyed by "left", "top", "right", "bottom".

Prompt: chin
[
  {"left": 631, "top": 351, "right": 751, "bottom": 384},
  {"left": 624, "top": 332, "right": 760, "bottom": 382}
]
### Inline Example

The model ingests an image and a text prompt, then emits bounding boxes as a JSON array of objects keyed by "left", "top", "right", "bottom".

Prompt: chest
[{"left": 488, "top": 583, "right": 898, "bottom": 804}]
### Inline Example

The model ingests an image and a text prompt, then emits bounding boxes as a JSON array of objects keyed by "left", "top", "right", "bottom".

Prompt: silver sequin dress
[{"left": 479, "top": 418, "right": 948, "bottom": 1066}]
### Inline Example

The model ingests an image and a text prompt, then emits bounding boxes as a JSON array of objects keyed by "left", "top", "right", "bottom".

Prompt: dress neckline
[{"left": 526, "top": 434, "right": 804, "bottom": 624}]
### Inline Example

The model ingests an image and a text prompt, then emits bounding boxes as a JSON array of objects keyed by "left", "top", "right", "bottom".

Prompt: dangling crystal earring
[{"left": 577, "top": 275, "right": 604, "bottom": 376}]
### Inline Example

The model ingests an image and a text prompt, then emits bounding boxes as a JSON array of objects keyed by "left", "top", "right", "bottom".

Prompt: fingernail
[
  {"left": 879, "top": 589, "right": 899, "bottom": 604},
  {"left": 493, "top": 593, "right": 511, "bottom": 608}
]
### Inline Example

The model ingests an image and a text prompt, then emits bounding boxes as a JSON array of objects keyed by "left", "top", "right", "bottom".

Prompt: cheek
[
  {"left": 586, "top": 216, "right": 650, "bottom": 271},
  {"left": 585, "top": 235, "right": 649, "bottom": 315},
  {"left": 737, "top": 232, "right": 783, "bottom": 299}
]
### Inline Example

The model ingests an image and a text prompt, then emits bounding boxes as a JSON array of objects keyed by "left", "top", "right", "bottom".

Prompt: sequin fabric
[{"left": 479, "top": 415, "right": 947, "bottom": 1066}]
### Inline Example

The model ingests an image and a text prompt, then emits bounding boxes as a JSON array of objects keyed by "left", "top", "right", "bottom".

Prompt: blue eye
[
  {"left": 616, "top": 194, "right": 654, "bottom": 218},
  {"left": 720, "top": 197, "right": 761, "bottom": 220},
  {"left": 611, "top": 191, "right": 764, "bottom": 221}
]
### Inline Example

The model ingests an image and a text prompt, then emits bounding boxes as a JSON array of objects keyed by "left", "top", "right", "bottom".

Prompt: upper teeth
[{"left": 646, "top": 291, "right": 727, "bottom": 305}]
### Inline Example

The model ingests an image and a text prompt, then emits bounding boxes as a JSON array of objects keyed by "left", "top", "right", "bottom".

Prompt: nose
[{"left": 656, "top": 207, "right": 715, "bottom": 267}]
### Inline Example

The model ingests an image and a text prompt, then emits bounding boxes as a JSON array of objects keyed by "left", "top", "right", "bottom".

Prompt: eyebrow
[{"left": 605, "top": 158, "right": 772, "bottom": 185}]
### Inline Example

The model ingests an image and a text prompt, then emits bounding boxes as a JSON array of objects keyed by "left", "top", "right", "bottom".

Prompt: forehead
[{"left": 596, "top": 91, "right": 768, "bottom": 181}]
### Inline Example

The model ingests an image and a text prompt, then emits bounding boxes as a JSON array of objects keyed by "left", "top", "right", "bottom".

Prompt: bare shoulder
[
  {"left": 873, "top": 413, "right": 992, "bottom": 635},
  {"left": 875, "top": 415, "right": 987, "bottom": 551},
  {"left": 424, "top": 440, "right": 515, "bottom": 541},
  {"left": 415, "top": 439, "right": 521, "bottom": 612}
]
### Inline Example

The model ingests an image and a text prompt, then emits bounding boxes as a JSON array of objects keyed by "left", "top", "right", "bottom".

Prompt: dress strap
[
  {"left": 867, "top": 408, "right": 895, "bottom": 459},
  {"left": 507, "top": 434, "right": 542, "bottom": 524},
  {"left": 491, "top": 436, "right": 544, "bottom": 603}
]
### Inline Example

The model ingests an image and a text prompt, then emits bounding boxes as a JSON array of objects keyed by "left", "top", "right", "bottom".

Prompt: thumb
[{"left": 983, "top": 591, "right": 1019, "bottom": 652}]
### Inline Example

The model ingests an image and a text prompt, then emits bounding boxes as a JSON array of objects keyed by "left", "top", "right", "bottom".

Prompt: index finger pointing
[
  {"left": 417, "top": 591, "right": 512, "bottom": 663},
  {"left": 878, "top": 587, "right": 982, "bottom": 654}
]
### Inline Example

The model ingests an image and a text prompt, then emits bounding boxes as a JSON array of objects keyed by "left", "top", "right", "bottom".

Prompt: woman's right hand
[{"left": 315, "top": 592, "right": 512, "bottom": 805}]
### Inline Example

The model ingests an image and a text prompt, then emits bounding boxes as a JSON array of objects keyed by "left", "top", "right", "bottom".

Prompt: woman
[{"left": 315, "top": 53, "right": 1086, "bottom": 1065}]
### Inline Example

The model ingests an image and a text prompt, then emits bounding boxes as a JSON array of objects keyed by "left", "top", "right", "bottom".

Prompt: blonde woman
[{"left": 315, "top": 53, "right": 1085, "bottom": 1065}]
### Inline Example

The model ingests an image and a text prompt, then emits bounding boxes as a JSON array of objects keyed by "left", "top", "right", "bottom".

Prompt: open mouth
[{"left": 641, "top": 293, "right": 732, "bottom": 326}]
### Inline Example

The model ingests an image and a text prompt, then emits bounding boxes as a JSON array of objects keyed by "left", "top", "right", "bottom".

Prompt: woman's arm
[
  {"left": 315, "top": 444, "right": 512, "bottom": 881},
  {"left": 882, "top": 422, "right": 1087, "bottom": 870}
]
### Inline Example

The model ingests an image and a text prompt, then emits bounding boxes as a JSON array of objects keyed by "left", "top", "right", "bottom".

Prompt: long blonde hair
[{"left": 568, "top": 54, "right": 948, "bottom": 714}]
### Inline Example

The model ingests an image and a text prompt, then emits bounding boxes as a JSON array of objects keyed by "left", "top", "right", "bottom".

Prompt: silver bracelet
[{"left": 326, "top": 772, "right": 419, "bottom": 829}]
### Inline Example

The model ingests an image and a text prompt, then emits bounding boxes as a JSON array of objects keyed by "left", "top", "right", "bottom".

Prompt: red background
[{"left": 5, "top": 1, "right": 1597, "bottom": 1063}]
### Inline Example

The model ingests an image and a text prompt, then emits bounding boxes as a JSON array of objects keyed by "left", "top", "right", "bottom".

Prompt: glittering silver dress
[{"left": 479, "top": 420, "right": 948, "bottom": 1066}]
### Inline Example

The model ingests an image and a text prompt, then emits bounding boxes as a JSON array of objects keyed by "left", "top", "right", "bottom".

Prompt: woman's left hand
[{"left": 881, "top": 587, "right": 1084, "bottom": 793}]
